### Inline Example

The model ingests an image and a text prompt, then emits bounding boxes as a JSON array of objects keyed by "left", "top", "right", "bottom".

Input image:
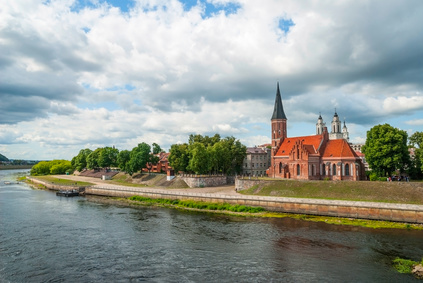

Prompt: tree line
[
  {"left": 30, "top": 134, "right": 247, "bottom": 176},
  {"left": 362, "top": 123, "right": 423, "bottom": 180},
  {"left": 168, "top": 134, "right": 246, "bottom": 175}
]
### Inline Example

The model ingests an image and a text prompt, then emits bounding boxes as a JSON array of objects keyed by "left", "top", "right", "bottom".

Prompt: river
[{"left": 1, "top": 169, "right": 422, "bottom": 282}]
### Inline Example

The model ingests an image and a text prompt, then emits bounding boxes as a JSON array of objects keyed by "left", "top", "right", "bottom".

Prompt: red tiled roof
[
  {"left": 276, "top": 135, "right": 323, "bottom": 156},
  {"left": 322, "top": 139, "right": 358, "bottom": 158}
]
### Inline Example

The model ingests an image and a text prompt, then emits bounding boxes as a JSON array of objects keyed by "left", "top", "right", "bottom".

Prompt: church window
[
  {"left": 297, "top": 148, "right": 300, "bottom": 160},
  {"left": 332, "top": 164, "right": 337, "bottom": 176},
  {"left": 322, "top": 164, "right": 326, "bottom": 175},
  {"left": 312, "top": 164, "right": 315, "bottom": 176},
  {"left": 345, "top": 163, "right": 350, "bottom": 176},
  {"left": 297, "top": 164, "right": 301, "bottom": 176}
]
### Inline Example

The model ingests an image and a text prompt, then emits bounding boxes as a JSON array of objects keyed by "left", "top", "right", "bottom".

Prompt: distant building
[
  {"left": 267, "top": 83, "right": 366, "bottom": 180},
  {"left": 143, "top": 152, "right": 172, "bottom": 173},
  {"left": 242, "top": 145, "right": 271, "bottom": 176},
  {"left": 350, "top": 143, "right": 364, "bottom": 152}
]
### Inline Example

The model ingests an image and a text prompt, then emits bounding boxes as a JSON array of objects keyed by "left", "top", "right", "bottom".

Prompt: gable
[
  {"left": 275, "top": 135, "right": 323, "bottom": 156},
  {"left": 322, "top": 139, "right": 358, "bottom": 158}
]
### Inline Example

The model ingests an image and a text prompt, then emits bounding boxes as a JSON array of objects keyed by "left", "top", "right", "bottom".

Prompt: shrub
[
  {"left": 392, "top": 257, "right": 417, "bottom": 274},
  {"left": 369, "top": 172, "right": 379, "bottom": 181}
]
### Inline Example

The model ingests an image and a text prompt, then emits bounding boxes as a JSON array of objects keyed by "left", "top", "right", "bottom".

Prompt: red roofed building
[{"left": 267, "top": 83, "right": 366, "bottom": 180}]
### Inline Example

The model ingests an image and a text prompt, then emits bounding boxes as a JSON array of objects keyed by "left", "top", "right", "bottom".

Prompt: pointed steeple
[{"left": 271, "top": 82, "right": 287, "bottom": 120}]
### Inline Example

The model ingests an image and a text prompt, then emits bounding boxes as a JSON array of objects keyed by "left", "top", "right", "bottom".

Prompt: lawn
[
  {"left": 239, "top": 179, "right": 423, "bottom": 205},
  {"left": 33, "top": 175, "right": 94, "bottom": 187}
]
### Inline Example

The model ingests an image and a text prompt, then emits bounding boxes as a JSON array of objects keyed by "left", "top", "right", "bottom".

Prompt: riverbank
[
  {"left": 27, "top": 176, "right": 423, "bottom": 229},
  {"left": 0, "top": 165, "right": 33, "bottom": 170}
]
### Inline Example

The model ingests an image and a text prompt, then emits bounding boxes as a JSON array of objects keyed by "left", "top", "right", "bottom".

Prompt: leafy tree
[
  {"left": 128, "top": 142, "right": 151, "bottom": 175},
  {"left": 187, "top": 142, "right": 210, "bottom": 174},
  {"left": 362, "top": 124, "right": 410, "bottom": 177},
  {"left": 31, "top": 160, "right": 72, "bottom": 175},
  {"left": 408, "top": 131, "right": 423, "bottom": 179},
  {"left": 117, "top": 150, "right": 131, "bottom": 173},
  {"left": 71, "top": 148, "right": 92, "bottom": 171},
  {"left": 98, "top": 146, "right": 119, "bottom": 169},
  {"left": 168, "top": 143, "right": 189, "bottom": 173},
  {"left": 86, "top": 148, "right": 102, "bottom": 169},
  {"left": 188, "top": 133, "right": 221, "bottom": 147},
  {"left": 152, "top": 143, "right": 163, "bottom": 154}
]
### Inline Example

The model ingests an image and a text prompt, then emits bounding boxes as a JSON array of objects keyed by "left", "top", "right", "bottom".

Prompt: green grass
[
  {"left": 260, "top": 212, "right": 423, "bottom": 230},
  {"left": 392, "top": 257, "right": 422, "bottom": 274},
  {"left": 239, "top": 179, "right": 423, "bottom": 205},
  {"left": 128, "top": 195, "right": 265, "bottom": 213},
  {"left": 32, "top": 175, "right": 94, "bottom": 186}
]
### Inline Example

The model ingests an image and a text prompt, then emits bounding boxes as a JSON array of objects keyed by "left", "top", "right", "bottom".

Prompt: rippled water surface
[{"left": 1, "top": 169, "right": 422, "bottom": 282}]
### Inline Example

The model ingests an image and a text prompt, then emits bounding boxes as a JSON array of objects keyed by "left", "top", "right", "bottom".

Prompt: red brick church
[{"left": 267, "top": 83, "right": 366, "bottom": 180}]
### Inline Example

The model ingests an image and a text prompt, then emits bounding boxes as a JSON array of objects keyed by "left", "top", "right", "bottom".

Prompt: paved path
[{"left": 58, "top": 174, "right": 423, "bottom": 211}]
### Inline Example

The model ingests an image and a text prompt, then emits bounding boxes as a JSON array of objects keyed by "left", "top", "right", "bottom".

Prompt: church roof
[
  {"left": 322, "top": 139, "right": 358, "bottom": 158},
  {"left": 275, "top": 135, "right": 323, "bottom": 156},
  {"left": 271, "top": 82, "right": 287, "bottom": 120}
]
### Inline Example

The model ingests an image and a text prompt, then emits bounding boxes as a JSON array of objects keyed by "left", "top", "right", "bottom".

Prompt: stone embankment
[
  {"left": 27, "top": 177, "right": 86, "bottom": 193},
  {"left": 28, "top": 177, "right": 423, "bottom": 224}
]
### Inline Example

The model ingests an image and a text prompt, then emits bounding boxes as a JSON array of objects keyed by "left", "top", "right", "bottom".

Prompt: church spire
[{"left": 271, "top": 82, "right": 287, "bottom": 120}]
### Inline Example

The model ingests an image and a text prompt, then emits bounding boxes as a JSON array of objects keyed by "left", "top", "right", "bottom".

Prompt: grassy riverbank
[
  {"left": 30, "top": 175, "right": 94, "bottom": 187},
  {"left": 240, "top": 179, "right": 423, "bottom": 205}
]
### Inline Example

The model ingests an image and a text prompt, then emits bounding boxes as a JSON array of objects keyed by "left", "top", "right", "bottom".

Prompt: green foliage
[
  {"left": 98, "top": 146, "right": 119, "bottom": 168},
  {"left": 128, "top": 195, "right": 265, "bottom": 213},
  {"left": 71, "top": 148, "right": 92, "bottom": 171},
  {"left": 117, "top": 150, "right": 131, "bottom": 173},
  {"left": 128, "top": 142, "right": 152, "bottom": 175},
  {"left": 170, "top": 134, "right": 247, "bottom": 175},
  {"left": 362, "top": 124, "right": 410, "bottom": 176},
  {"left": 86, "top": 148, "right": 102, "bottom": 169},
  {"left": 187, "top": 142, "right": 210, "bottom": 174},
  {"left": 30, "top": 160, "right": 72, "bottom": 176},
  {"left": 152, "top": 143, "right": 163, "bottom": 154},
  {"left": 392, "top": 257, "right": 418, "bottom": 274},
  {"left": 168, "top": 143, "right": 189, "bottom": 172}
]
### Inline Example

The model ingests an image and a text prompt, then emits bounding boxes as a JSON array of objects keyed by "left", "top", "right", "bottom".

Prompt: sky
[{"left": 1, "top": 0, "right": 423, "bottom": 160}]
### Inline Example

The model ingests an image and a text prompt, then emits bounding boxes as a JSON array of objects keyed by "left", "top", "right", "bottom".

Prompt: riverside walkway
[{"left": 32, "top": 175, "right": 423, "bottom": 224}]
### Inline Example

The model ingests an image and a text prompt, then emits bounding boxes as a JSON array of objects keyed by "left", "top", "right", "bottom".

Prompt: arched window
[
  {"left": 332, "top": 164, "right": 337, "bottom": 176},
  {"left": 279, "top": 162, "right": 282, "bottom": 174},
  {"left": 345, "top": 163, "right": 350, "bottom": 176},
  {"left": 297, "top": 148, "right": 300, "bottom": 160},
  {"left": 322, "top": 164, "right": 326, "bottom": 175},
  {"left": 297, "top": 164, "right": 301, "bottom": 176},
  {"left": 312, "top": 164, "right": 315, "bottom": 176}
]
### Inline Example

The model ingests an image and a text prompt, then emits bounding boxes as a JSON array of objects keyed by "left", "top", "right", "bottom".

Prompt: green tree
[
  {"left": 117, "top": 149, "right": 131, "bottom": 173},
  {"left": 98, "top": 146, "right": 119, "bottom": 169},
  {"left": 128, "top": 142, "right": 151, "bottom": 175},
  {"left": 408, "top": 131, "right": 423, "bottom": 179},
  {"left": 187, "top": 142, "right": 210, "bottom": 174},
  {"left": 152, "top": 143, "right": 163, "bottom": 154},
  {"left": 362, "top": 124, "right": 410, "bottom": 177},
  {"left": 31, "top": 160, "right": 72, "bottom": 176},
  {"left": 86, "top": 148, "right": 102, "bottom": 169},
  {"left": 71, "top": 148, "right": 92, "bottom": 171},
  {"left": 168, "top": 143, "right": 189, "bottom": 173}
]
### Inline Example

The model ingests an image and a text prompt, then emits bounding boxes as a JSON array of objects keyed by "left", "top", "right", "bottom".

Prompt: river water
[{"left": 1, "top": 169, "right": 422, "bottom": 282}]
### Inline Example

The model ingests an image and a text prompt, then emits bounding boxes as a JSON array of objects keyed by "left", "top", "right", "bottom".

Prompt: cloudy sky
[{"left": 1, "top": 0, "right": 423, "bottom": 160}]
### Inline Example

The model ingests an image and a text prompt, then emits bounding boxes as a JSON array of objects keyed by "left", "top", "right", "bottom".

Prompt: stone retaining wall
[
  {"left": 28, "top": 177, "right": 85, "bottom": 192},
  {"left": 86, "top": 185, "right": 423, "bottom": 224},
  {"left": 181, "top": 175, "right": 229, "bottom": 188}
]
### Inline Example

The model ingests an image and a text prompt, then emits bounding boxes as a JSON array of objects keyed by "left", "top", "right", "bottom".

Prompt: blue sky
[{"left": 1, "top": 0, "right": 423, "bottom": 160}]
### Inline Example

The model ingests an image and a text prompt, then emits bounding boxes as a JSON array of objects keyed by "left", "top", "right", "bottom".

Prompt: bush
[
  {"left": 369, "top": 172, "right": 379, "bottom": 181},
  {"left": 392, "top": 257, "right": 417, "bottom": 274}
]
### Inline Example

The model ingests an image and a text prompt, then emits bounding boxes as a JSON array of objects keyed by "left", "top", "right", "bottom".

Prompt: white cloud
[{"left": 1, "top": 0, "right": 423, "bottom": 159}]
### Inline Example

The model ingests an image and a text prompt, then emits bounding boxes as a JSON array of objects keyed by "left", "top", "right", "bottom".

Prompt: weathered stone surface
[{"left": 412, "top": 264, "right": 423, "bottom": 279}]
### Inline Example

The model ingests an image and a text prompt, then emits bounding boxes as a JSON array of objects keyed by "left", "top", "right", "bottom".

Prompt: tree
[
  {"left": 128, "top": 142, "right": 151, "bottom": 175},
  {"left": 152, "top": 143, "right": 163, "bottom": 154},
  {"left": 362, "top": 124, "right": 410, "bottom": 177},
  {"left": 187, "top": 142, "right": 210, "bottom": 174},
  {"left": 31, "top": 160, "right": 72, "bottom": 176},
  {"left": 98, "top": 146, "right": 119, "bottom": 169},
  {"left": 71, "top": 148, "right": 92, "bottom": 171},
  {"left": 86, "top": 148, "right": 102, "bottom": 169},
  {"left": 168, "top": 143, "right": 189, "bottom": 173},
  {"left": 117, "top": 150, "right": 131, "bottom": 173},
  {"left": 408, "top": 131, "right": 423, "bottom": 179}
]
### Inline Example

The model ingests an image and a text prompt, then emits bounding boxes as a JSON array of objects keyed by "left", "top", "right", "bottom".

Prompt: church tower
[
  {"left": 271, "top": 82, "right": 287, "bottom": 149},
  {"left": 329, "top": 110, "right": 343, "bottom": 140},
  {"left": 342, "top": 120, "right": 349, "bottom": 142},
  {"left": 316, "top": 114, "right": 325, "bottom": 135}
]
